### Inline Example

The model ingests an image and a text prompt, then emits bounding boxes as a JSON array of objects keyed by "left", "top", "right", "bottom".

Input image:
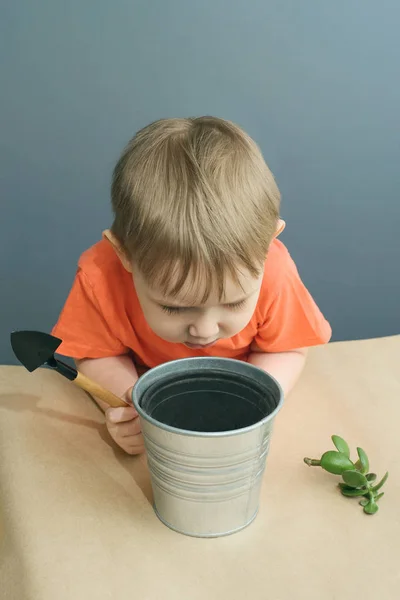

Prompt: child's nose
[{"left": 188, "top": 316, "right": 219, "bottom": 340}]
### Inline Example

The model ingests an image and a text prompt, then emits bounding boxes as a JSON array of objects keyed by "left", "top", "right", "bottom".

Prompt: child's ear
[
  {"left": 274, "top": 219, "right": 286, "bottom": 238},
  {"left": 102, "top": 230, "right": 133, "bottom": 273}
]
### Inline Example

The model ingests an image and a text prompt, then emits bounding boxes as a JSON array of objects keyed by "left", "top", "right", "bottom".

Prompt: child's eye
[
  {"left": 161, "top": 305, "right": 185, "bottom": 315},
  {"left": 226, "top": 300, "right": 247, "bottom": 311},
  {"left": 161, "top": 300, "right": 247, "bottom": 314}
]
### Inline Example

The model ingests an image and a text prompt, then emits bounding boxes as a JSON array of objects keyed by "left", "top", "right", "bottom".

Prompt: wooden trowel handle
[{"left": 73, "top": 372, "right": 128, "bottom": 408}]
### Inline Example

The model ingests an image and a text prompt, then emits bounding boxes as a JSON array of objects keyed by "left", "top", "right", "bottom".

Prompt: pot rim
[{"left": 132, "top": 357, "right": 284, "bottom": 438}]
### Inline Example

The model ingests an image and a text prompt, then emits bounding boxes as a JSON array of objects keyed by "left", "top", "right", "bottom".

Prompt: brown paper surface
[{"left": 1, "top": 336, "right": 399, "bottom": 600}]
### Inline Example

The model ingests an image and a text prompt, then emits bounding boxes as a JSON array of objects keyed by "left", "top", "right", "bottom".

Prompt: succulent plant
[{"left": 304, "top": 435, "right": 388, "bottom": 515}]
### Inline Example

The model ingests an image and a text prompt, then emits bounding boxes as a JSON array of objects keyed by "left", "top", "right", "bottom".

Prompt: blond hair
[{"left": 111, "top": 116, "right": 280, "bottom": 300}]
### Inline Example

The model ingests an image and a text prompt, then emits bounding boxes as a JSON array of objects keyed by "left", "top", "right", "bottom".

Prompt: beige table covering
[{"left": 1, "top": 336, "right": 399, "bottom": 600}]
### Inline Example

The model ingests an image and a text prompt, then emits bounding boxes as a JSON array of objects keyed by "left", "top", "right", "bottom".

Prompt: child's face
[{"left": 133, "top": 267, "right": 263, "bottom": 348}]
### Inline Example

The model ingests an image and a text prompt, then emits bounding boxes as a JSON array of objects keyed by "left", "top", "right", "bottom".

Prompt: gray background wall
[{"left": 1, "top": 1, "right": 399, "bottom": 364}]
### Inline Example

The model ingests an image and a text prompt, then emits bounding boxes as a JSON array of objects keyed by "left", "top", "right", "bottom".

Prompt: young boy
[{"left": 53, "top": 116, "right": 331, "bottom": 455}]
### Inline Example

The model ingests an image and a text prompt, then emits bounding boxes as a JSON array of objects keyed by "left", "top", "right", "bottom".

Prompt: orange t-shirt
[{"left": 52, "top": 239, "right": 331, "bottom": 368}]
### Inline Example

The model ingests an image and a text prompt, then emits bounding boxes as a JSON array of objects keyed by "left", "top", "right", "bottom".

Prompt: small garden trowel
[{"left": 10, "top": 330, "right": 127, "bottom": 408}]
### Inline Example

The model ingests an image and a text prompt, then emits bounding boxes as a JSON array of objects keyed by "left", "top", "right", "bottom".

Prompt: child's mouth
[{"left": 184, "top": 340, "right": 218, "bottom": 349}]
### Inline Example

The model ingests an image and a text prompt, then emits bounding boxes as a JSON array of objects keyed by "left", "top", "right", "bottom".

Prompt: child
[{"left": 53, "top": 116, "right": 331, "bottom": 454}]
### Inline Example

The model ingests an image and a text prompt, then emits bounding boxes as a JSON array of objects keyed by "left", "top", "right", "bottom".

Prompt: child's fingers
[
  {"left": 106, "top": 406, "right": 138, "bottom": 424},
  {"left": 105, "top": 405, "right": 145, "bottom": 454},
  {"left": 112, "top": 430, "right": 145, "bottom": 455},
  {"left": 124, "top": 439, "right": 146, "bottom": 455},
  {"left": 113, "top": 418, "right": 142, "bottom": 438},
  {"left": 122, "top": 386, "right": 135, "bottom": 404}
]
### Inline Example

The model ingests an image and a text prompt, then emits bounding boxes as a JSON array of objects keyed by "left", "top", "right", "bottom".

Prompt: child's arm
[
  {"left": 75, "top": 355, "right": 138, "bottom": 407},
  {"left": 248, "top": 346, "right": 307, "bottom": 396},
  {"left": 76, "top": 355, "right": 144, "bottom": 454}
]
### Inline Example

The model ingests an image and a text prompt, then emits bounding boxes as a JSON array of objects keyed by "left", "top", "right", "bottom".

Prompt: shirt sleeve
[
  {"left": 254, "top": 253, "right": 332, "bottom": 353},
  {"left": 52, "top": 268, "right": 129, "bottom": 359}
]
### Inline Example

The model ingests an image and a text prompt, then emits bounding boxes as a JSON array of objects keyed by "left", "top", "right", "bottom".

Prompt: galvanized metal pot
[{"left": 132, "top": 357, "right": 283, "bottom": 538}]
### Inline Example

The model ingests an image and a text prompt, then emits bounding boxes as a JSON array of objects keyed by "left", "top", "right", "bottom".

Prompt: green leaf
[
  {"left": 320, "top": 451, "right": 355, "bottom": 475},
  {"left": 363, "top": 501, "right": 379, "bottom": 515},
  {"left": 338, "top": 482, "right": 352, "bottom": 490},
  {"left": 371, "top": 471, "right": 389, "bottom": 493},
  {"left": 356, "top": 448, "right": 369, "bottom": 474},
  {"left": 338, "top": 482, "right": 366, "bottom": 492},
  {"left": 342, "top": 470, "right": 368, "bottom": 488},
  {"left": 359, "top": 498, "right": 369, "bottom": 507},
  {"left": 331, "top": 435, "right": 350, "bottom": 458},
  {"left": 375, "top": 492, "right": 384, "bottom": 502},
  {"left": 340, "top": 487, "right": 369, "bottom": 497},
  {"left": 366, "top": 473, "right": 377, "bottom": 482}
]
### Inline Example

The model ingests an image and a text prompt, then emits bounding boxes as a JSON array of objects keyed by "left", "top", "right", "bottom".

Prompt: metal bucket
[{"left": 132, "top": 357, "right": 283, "bottom": 537}]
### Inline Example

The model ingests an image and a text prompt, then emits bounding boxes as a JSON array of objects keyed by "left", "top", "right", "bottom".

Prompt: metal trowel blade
[{"left": 10, "top": 330, "right": 62, "bottom": 372}]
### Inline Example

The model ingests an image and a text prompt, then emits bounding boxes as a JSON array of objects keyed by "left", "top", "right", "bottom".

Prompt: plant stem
[{"left": 304, "top": 458, "right": 321, "bottom": 467}]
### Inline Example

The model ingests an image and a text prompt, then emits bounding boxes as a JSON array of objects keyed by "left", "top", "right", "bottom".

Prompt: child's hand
[{"left": 105, "top": 387, "right": 145, "bottom": 455}]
